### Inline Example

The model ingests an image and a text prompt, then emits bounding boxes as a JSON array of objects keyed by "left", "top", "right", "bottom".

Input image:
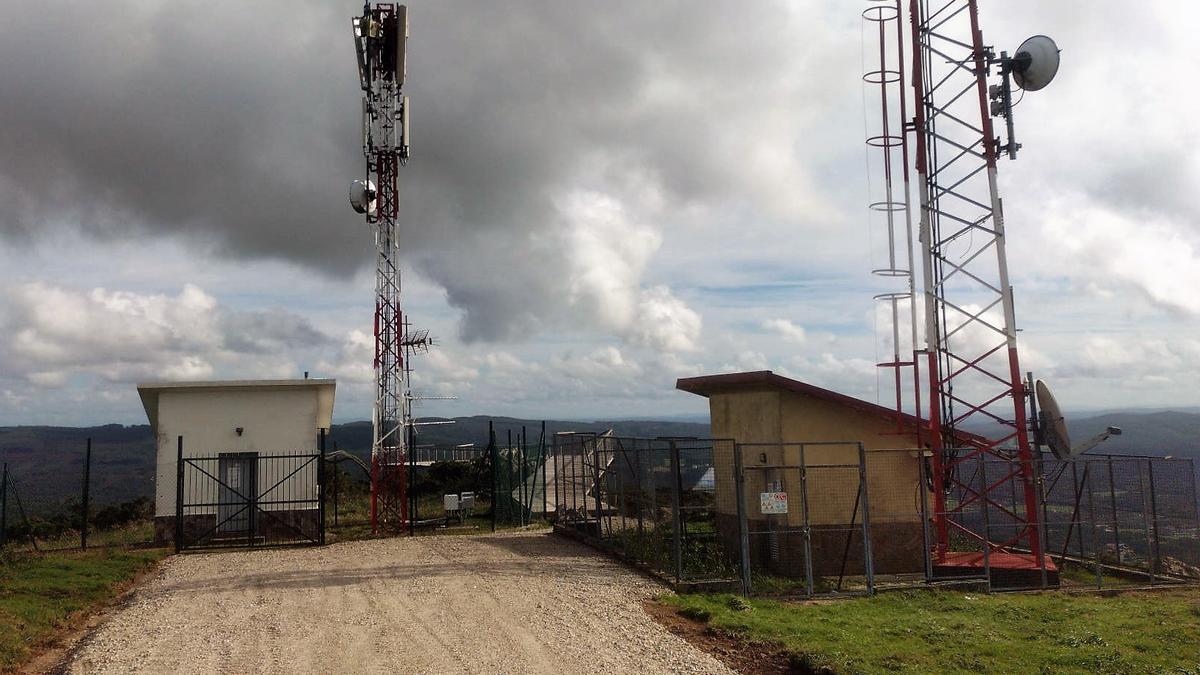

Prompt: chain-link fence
[
  {"left": 1, "top": 440, "right": 156, "bottom": 552},
  {"left": 550, "top": 434, "right": 739, "bottom": 587},
  {"left": 734, "top": 445, "right": 933, "bottom": 596},
  {"left": 546, "top": 434, "right": 1199, "bottom": 596},
  {"left": 1039, "top": 455, "right": 1200, "bottom": 587},
  {"left": 493, "top": 424, "right": 548, "bottom": 528}
]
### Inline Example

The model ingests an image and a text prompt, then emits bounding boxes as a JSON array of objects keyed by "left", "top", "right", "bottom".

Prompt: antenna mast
[
  {"left": 352, "top": 3, "right": 423, "bottom": 534},
  {"left": 908, "top": 0, "right": 1045, "bottom": 568}
]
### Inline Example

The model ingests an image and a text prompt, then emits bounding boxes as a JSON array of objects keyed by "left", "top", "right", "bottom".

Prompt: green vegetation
[
  {"left": 326, "top": 460, "right": 509, "bottom": 543},
  {"left": 3, "top": 497, "right": 154, "bottom": 551},
  {"left": 664, "top": 588, "right": 1200, "bottom": 674},
  {"left": 608, "top": 520, "right": 739, "bottom": 581},
  {"left": 0, "top": 547, "right": 167, "bottom": 670},
  {"left": 326, "top": 488, "right": 498, "bottom": 542}
]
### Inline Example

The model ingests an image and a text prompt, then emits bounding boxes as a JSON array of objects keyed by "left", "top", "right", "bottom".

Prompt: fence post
[
  {"left": 520, "top": 426, "right": 528, "bottom": 525},
  {"left": 593, "top": 438, "right": 603, "bottom": 533},
  {"left": 1, "top": 462, "right": 7, "bottom": 549},
  {"left": 799, "top": 444, "right": 815, "bottom": 597},
  {"left": 174, "top": 436, "right": 184, "bottom": 553},
  {"left": 81, "top": 437, "right": 92, "bottom": 550},
  {"left": 669, "top": 440, "right": 683, "bottom": 584},
  {"left": 734, "top": 444, "right": 751, "bottom": 597},
  {"left": 507, "top": 428, "right": 514, "bottom": 526},
  {"left": 541, "top": 421, "right": 548, "bottom": 519},
  {"left": 977, "top": 453, "right": 992, "bottom": 592},
  {"left": 408, "top": 422, "right": 416, "bottom": 537},
  {"left": 1084, "top": 463, "right": 1102, "bottom": 589},
  {"left": 318, "top": 428, "right": 327, "bottom": 546},
  {"left": 917, "top": 449, "right": 932, "bottom": 582},
  {"left": 1137, "top": 459, "right": 1155, "bottom": 584},
  {"left": 552, "top": 433, "right": 561, "bottom": 523},
  {"left": 1147, "top": 460, "right": 1161, "bottom": 578},
  {"left": 1033, "top": 456, "right": 1049, "bottom": 590},
  {"left": 857, "top": 443, "right": 875, "bottom": 596},
  {"left": 490, "top": 421, "right": 497, "bottom": 533},
  {"left": 1107, "top": 458, "right": 1121, "bottom": 565},
  {"left": 1191, "top": 458, "right": 1200, "bottom": 538},
  {"left": 333, "top": 442, "right": 340, "bottom": 527}
]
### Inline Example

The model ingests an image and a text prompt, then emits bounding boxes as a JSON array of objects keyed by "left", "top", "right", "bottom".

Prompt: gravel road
[{"left": 63, "top": 531, "right": 733, "bottom": 674}]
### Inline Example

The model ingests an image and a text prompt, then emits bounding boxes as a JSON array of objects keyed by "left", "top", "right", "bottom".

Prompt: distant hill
[
  {"left": 960, "top": 410, "right": 1200, "bottom": 459},
  {"left": 0, "top": 416, "right": 710, "bottom": 515},
  {"left": 1067, "top": 410, "right": 1200, "bottom": 458},
  {"left": 2, "top": 410, "right": 1194, "bottom": 517}
]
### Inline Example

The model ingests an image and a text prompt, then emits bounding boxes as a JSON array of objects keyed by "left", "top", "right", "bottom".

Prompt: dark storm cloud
[
  {"left": 0, "top": 1, "right": 856, "bottom": 341},
  {"left": 218, "top": 309, "right": 331, "bottom": 354}
]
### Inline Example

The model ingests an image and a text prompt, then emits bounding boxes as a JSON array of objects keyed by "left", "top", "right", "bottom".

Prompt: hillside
[
  {"left": 1068, "top": 410, "right": 1200, "bottom": 458},
  {"left": 960, "top": 410, "right": 1200, "bottom": 459},
  {"left": 0, "top": 416, "right": 710, "bottom": 515},
  {"left": 1, "top": 410, "right": 1194, "bottom": 517}
]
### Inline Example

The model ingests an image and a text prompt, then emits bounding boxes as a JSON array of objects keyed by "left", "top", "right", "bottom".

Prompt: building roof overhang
[
  {"left": 676, "top": 370, "right": 987, "bottom": 448},
  {"left": 137, "top": 379, "right": 337, "bottom": 436}
]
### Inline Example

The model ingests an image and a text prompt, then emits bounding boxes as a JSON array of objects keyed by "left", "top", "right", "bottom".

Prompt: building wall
[
  {"left": 707, "top": 386, "right": 927, "bottom": 574},
  {"left": 153, "top": 387, "right": 322, "bottom": 517}
]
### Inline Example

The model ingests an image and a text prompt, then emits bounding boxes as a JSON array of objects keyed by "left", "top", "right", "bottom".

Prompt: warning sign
[{"left": 759, "top": 491, "right": 788, "bottom": 515}]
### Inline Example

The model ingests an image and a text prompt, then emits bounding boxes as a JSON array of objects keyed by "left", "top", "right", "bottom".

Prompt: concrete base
[
  {"left": 933, "top": 551, "right": 1060, "bottom": 588},
  {"left": 154, "top": 509, "right": 321, "bottom": 547}
]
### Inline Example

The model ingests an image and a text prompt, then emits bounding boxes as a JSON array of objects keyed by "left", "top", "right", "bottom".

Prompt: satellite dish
[
  {"left": 1035, "top": 379, "right": 1072, "bottom": 460},
  {"left": 1011, "top": 35, "right": 1060, "bottom": 92},
  {"left": 349, "top": 179, "right": 376, "bottom": 215}
]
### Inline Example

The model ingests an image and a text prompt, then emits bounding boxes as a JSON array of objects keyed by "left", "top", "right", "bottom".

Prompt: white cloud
[
  {"left": 762, "top": 318, "right": 807, "bottom": 344},
  {"left": 629, "top": 286, "right": 702, "bottom": 353},
  {"left": 558, "top": 191, "right": 702, "bottom": 354},
  {"left": 1043, "top": 197, "right": 1200, "bottom": 316},
  {"left": 0, "top": 282, "right": 323, "bottom": 388}
]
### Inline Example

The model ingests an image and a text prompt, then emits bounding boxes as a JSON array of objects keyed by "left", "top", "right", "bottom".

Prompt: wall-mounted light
[{"left": 236, "top": 427, "right": 244, "bottom": 436}]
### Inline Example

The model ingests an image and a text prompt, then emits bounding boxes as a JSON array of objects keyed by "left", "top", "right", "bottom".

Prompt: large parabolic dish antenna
[
  {"left": 1035, "top": 379, "right": 1072, "bottom": 460},
  {"left": 1012, "top": 35, "right": 1061, "bottom": 92},
  {"left": 349, "top": 178, "right": 377, "bottom": 215}
]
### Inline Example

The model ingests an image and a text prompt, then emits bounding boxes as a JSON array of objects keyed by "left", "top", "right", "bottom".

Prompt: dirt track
[{"left": 62, "top": 531, "right": 733, "bottom": 674}]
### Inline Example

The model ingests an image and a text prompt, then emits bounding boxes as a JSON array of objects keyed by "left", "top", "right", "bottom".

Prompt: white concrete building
[{"left": 137, "top": 379, "right": 336, "bottom": 545}]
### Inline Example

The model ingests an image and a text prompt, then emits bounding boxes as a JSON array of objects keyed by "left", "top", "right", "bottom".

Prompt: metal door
[{"left": 217, "top": 453, "right": 257, "bottom": 535}]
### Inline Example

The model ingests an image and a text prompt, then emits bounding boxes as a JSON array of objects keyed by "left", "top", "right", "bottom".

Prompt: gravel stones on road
[{"left": 64, "top": 531, "right": 734, "bottom": 675}]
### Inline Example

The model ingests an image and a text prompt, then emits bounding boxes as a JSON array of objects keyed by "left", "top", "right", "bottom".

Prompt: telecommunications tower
[
  {"left": 350, "top": 3, "right": 432, "bottom": 533},
  {"left": 863, "top": 0, "right": 1061, "bottom": 580}
]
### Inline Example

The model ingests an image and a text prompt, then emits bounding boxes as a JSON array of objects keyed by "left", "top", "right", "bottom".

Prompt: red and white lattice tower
[
  {"left": 352, "top": 4, "right": 430, "bottom": 534},
  {"left": 908, "top": 0, "right": 1045, "bottom": 569},
  {"left": 862, "top": 0, "right": 1055, "bottom": 576}
]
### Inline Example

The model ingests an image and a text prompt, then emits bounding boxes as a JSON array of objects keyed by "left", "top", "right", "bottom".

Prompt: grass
[
  {"left": 0, "top": 547, "right": 167, "bottom": 671},
  {"left": 327, "top": 490, "right": 515, "bottom": 542},
  {"left": 664, "top": 587, "right": 1200, "bottom": 674},
  {"left": 5, "top": 521, "right": 156, "bottom": 554}
]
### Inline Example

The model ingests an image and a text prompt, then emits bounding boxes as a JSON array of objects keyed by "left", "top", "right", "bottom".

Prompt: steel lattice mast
[
  {"left": 353, "top": 4, "right": 427, "bottom": 533},
  {"left": 908, "top": 0, "right": 1044, "bottom": 564}
]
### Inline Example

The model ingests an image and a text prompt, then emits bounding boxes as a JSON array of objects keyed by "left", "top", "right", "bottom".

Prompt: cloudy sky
[{"left": 1, "top": 1, "right": 1197, "bottom": 426}]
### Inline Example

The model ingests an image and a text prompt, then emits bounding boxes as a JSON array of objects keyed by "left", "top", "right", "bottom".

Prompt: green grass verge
[
  {"left": 0, "top": 547, "right": 167, "bottom": 671},
  {"left": 664, "top": 588, "right": 1200, "bottom": 674}
]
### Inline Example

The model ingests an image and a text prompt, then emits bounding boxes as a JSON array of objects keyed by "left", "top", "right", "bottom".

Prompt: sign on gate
[{"left": 759, "top": 491, "right": 788, "bottom": 514}]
